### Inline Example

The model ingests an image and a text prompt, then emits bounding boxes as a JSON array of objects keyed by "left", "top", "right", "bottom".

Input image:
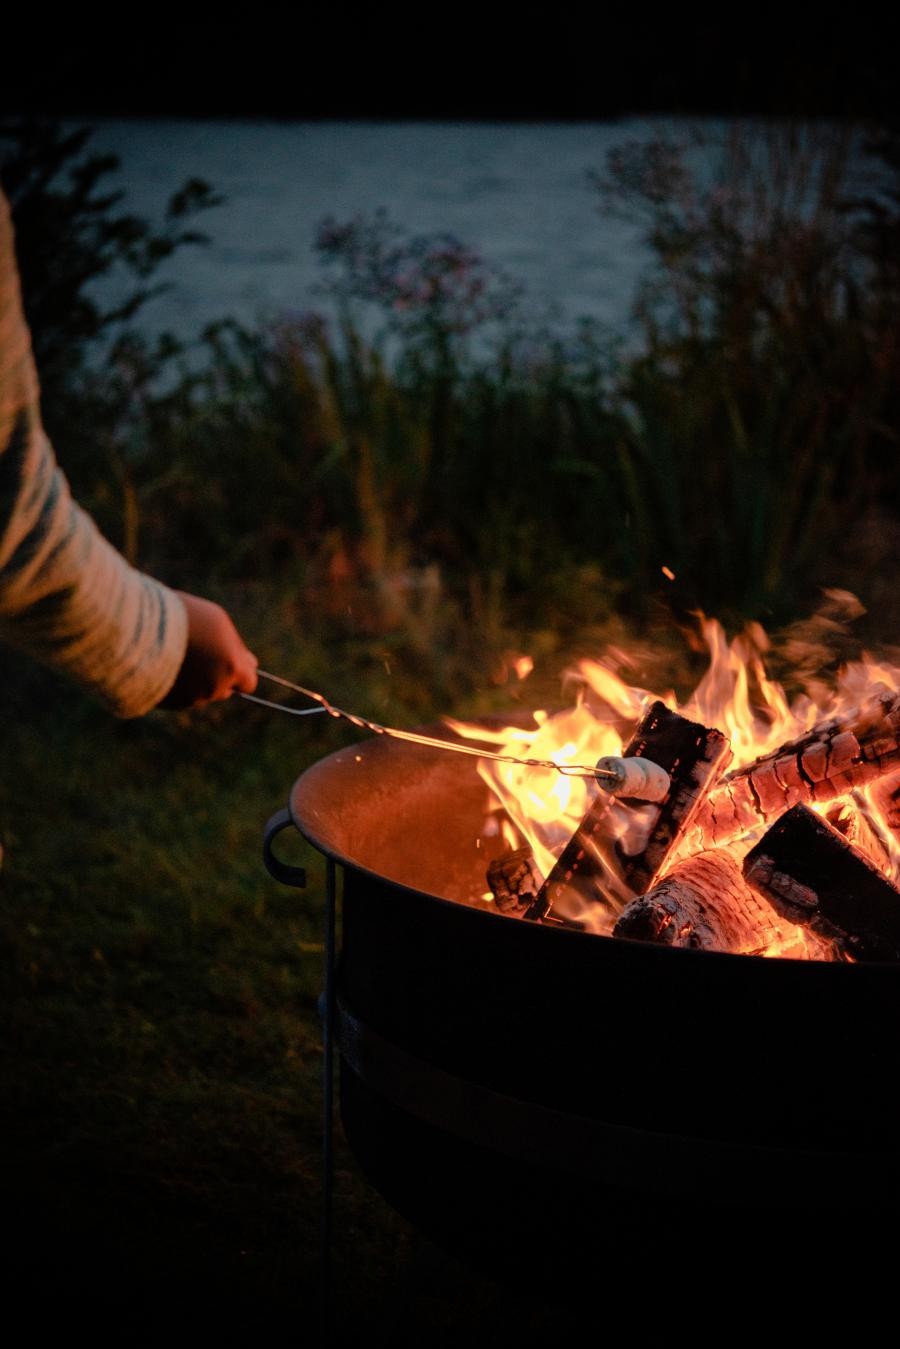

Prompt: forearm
[
  {"left": 0, "top": 191, "right": 188, "bottom": 716},
  {"left": 0, "top": 408, "right": 188, "bottom": 714}
]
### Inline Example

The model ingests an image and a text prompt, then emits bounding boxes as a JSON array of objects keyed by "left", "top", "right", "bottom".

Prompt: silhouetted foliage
[
  {"left": 2, "top": 118, "right": 899, "bottom": 630},
  {"left": 591, "top": 123, "right": 900, "bottom": 616},
  {"left": 0, "top": 118, "right": 222, "bottom": 555},
  {"left": 0, "top": 118, "right": 220, "bottom": 392}
]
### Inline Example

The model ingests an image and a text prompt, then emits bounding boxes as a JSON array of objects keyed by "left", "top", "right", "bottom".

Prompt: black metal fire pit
[{"left": 264, "top": 723, "right": 900, "bottom": 1289}]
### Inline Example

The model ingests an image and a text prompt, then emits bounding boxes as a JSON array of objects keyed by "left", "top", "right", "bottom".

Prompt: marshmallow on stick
[{"left": 595, "top": 755, "right": 671, "bottom": 802}]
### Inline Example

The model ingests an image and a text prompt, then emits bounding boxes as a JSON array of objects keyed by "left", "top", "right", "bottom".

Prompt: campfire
[{"left": 449, "top": 609, "right": 900, "bottom": 963}]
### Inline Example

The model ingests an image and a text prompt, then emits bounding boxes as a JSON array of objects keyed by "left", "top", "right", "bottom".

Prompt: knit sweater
[{"left": 0, "top": 189, "right": 188, "bottom": 716}]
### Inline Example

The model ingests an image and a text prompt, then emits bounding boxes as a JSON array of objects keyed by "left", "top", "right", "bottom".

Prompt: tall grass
[
  {"left": 6, "top": 119, "right": 900, "bottom": 641},
  {"left": 21, "top": 119, "right": 890, "bottom": 642}
]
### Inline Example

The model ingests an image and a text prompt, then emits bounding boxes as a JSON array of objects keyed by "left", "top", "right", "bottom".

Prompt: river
[{"left": 80, "top": 118, "right": 681, "bottom": 345}]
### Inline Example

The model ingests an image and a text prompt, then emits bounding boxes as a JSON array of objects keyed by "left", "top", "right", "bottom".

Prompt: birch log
[
  {"left": 685, "top": 691, "right": 900, "bottom": 850},
  {"left": 614, "top": 847, "right": 836, "bottom": 958}
]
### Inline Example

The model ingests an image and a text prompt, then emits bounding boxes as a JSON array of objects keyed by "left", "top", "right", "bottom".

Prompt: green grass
[
  {"left": 1, "top": 610, "right": 627, "bottom": 1344},
  {"left": 3, "top": 579, "right": 895, "bottom": 1341}
]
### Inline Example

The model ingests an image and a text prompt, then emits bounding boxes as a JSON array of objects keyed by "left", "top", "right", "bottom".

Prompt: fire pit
[{"left": 266, "top": 708, "right": 900, "bottom": 1288}]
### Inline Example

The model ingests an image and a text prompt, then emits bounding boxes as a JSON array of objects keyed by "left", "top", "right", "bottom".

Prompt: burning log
[
  {"left": 487, "top": 848, "right": 542, "bottom": 915},
  {"left": 618, "top": 702, "right": 732, "bottom": 894},
  {"left": 869, "top": 769, "right": 900, "bottom": 837},
  {"left": 825, "top": 794, "right": 893, "bottom": 878},
  {"left": 688, "top": 690, "right": 900, "bottom": 849},
  {"left": 486, "top": 848, "right": 587, "bottom": 929},
  {"left": 533, "top": 701, "right": 731, "bottom": 919},
  {"left": 613, "top": 848, "right": 835, "bottom": 957},
  {"left": 743, "top": 804, "right": 900, "bottom": 961}
]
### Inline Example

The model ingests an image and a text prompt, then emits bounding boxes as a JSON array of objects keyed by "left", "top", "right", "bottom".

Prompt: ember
[{"left": 450, "top": 612, "right": 900, "bottom": 962}]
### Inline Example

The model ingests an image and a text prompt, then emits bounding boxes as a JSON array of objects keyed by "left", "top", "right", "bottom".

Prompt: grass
[
  {"left": 2, "top": 585, "right": 897, "bottom": 1342},
  {"left": 3, "top": 602, "right": 642, "bottom": 1344}
]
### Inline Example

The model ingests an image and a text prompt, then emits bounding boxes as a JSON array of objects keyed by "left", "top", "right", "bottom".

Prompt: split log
[
  {"left": 687, "top": 690, "right": 900, "bottom": 850},
  {"left": 617, "top": 702, "right": 732, "bottom": 894},
  {"left": 825, "top": 794, "right": 893, "bottom": 878},
  {"left": 743, "top": 804, "right": 900, "bottom": 961},
  {"left": 613, "top": 847, "right": 836, "bottom": 958},
  {"left": 533, "top": 701, "right": 731, "bottom": 919},
  {"left": 869, "top": 769, "right": 900, "bottom": 837}
]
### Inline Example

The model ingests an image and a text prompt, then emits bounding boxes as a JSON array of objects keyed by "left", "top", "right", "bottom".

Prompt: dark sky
[{"left": 2, "top": 17, "right": 894, "bottom": 120}]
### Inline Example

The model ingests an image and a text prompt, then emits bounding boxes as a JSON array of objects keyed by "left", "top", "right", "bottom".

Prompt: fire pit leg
[
  {"left": 263, "top": 811, "right": 337, "bottom": 1338},
  {"left": 321, "top": 856, "right": 337, "bottom": 1343}
]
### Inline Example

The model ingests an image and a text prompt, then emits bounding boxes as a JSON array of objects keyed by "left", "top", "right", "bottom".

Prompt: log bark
[
  {"left": 743, "top": 804, "right": 900, "bottom": 961},
  {"left": 533, "top": 701, "right": 731, "bottom": 919},
  {"left": 613, "top": 847, "right": 836, "bottom": 958},
  {"left": 686, "top": 690, "right": 900, "bottom": 850}
]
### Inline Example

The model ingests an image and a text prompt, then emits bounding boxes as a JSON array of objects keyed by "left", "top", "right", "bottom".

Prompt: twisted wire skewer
[{"left": 239, "top": 670, "right": 614, "bottom": 781}]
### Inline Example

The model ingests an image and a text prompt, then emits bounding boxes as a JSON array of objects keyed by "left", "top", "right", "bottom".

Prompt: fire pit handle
[{"left": 263, "top": 808, "right": 307, "bottom": 888}]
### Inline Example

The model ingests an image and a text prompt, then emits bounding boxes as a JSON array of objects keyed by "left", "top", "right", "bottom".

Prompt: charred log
[
  {"left": 688, "top": 690, "right": 900, "bottom": 849},
  {"left": 533, "top": 701, "right": 731, "bottom": 919},
  {"left": 613, "top": 848, "right": 835, "bottom": 957},
  {"left": 869, "top": 769, "right": 900, "bottom": 837},
  {"left": 617, "top": 702, "right": 732, "bottom": 894},
  {"left": 825, "top": 794, "right": 894, "bottom": 878},
  {"left": 743, "top": 804, "right": 900, "bottom": 961},
  {"left": 487, "top": 848, "right": 542, "bottom": 915}
]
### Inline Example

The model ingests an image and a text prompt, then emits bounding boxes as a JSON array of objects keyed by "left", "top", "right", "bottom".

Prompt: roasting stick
[{"left": 238, "top": 669, "right": 633, "bottom": 783}]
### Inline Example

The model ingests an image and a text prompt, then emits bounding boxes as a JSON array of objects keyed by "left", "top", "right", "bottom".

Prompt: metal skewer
[{"left": 238, "top": 670, "right": 618, "bottom": 781}]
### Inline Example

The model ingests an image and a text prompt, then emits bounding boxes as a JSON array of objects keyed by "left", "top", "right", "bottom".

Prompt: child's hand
[{"left": 158, "top": 591, "right": 258, "bottom": 709}]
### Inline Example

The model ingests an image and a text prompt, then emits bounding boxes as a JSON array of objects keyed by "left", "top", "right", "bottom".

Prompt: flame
[{"left": 451, "top": 611, "right": 900, "bottom": 950}]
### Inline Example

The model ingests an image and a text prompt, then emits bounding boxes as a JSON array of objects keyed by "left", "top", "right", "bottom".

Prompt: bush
[
  {"left": 591, "top": 122, "right": 900, "bottom": 617},
  {"left": 4, "top": 117, "right": 900, "bottom": 639}
]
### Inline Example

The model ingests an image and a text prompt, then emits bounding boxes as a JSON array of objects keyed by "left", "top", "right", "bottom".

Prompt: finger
[
  {"left": 232, "top": 651, "right": 259, "bottom": 695},
  {"left": 206, "top": 655, "right": 258, "bottom": 703}
]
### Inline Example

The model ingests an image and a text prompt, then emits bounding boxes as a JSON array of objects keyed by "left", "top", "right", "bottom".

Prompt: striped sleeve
[{"left": 0, "top": 189, "right": 188, "bottom": 717}]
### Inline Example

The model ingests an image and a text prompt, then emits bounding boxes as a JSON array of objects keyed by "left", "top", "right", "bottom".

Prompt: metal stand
[
  {"left": 321, "top": 856, "right": 337, "bottom": 1344},
  {"left": 262, "top": 812, "right": 337, "bottom": 1344}
]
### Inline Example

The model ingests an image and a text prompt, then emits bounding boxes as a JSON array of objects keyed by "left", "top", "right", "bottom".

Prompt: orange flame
[{"left": 450, "top": 612, "right": 900, "bottom": 945}]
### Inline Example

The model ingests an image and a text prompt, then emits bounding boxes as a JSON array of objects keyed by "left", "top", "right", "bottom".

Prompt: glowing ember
[{"left": 448, "top": 611, "right": 900, "bottom": 955}]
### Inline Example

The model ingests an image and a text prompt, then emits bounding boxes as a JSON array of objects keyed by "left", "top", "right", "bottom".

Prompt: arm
[{"left": 0, "top": 189, "right": 256, "bottom": 715}]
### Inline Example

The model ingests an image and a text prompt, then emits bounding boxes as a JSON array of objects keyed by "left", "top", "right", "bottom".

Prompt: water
[{"left": 79, "top": 119, "right": 673, "bottom": 344}]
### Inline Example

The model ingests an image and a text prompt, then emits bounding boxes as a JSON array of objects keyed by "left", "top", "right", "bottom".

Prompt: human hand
[{"left": 158, "top": 591, "right": 258, "bottom": 710}]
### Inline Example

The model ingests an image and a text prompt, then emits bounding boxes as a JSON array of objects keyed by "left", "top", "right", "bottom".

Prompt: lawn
[{"left": 1, "top": 606, "right": 625, "bottom": 1343}]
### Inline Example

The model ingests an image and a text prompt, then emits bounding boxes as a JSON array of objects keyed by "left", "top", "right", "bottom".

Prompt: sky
[{"left": 2, "top": 17, "right": 895, "bottom": 121}]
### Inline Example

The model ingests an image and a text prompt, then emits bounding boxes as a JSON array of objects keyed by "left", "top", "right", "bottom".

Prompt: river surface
[{"left": 80, "top": 119, "right": 683, "bottom": 344}]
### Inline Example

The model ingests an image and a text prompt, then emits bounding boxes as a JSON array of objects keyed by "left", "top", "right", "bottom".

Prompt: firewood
[
  {"left": 613, "top": 847, "right": 836, "bottom": 957},
  {"left": 616, "top": 702, "right": 732, "bottom": 894},
  {"left": 533, "top": 701, "right": 732, "bottom": 919},
  {"left": 825, "top": 794, "right": 894, "bottom": 878},
  {"left": 487, "top": 848, "right": 542, "bottom": 915},
  {"left": 743, "top": 804, "right": 900, "bottom": 961},
  {"left": 687, "top": 690, "right": 900, "bottom": 849},
  {"left": 869, "top": 768, "right": 900, "bottom": 837}
]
